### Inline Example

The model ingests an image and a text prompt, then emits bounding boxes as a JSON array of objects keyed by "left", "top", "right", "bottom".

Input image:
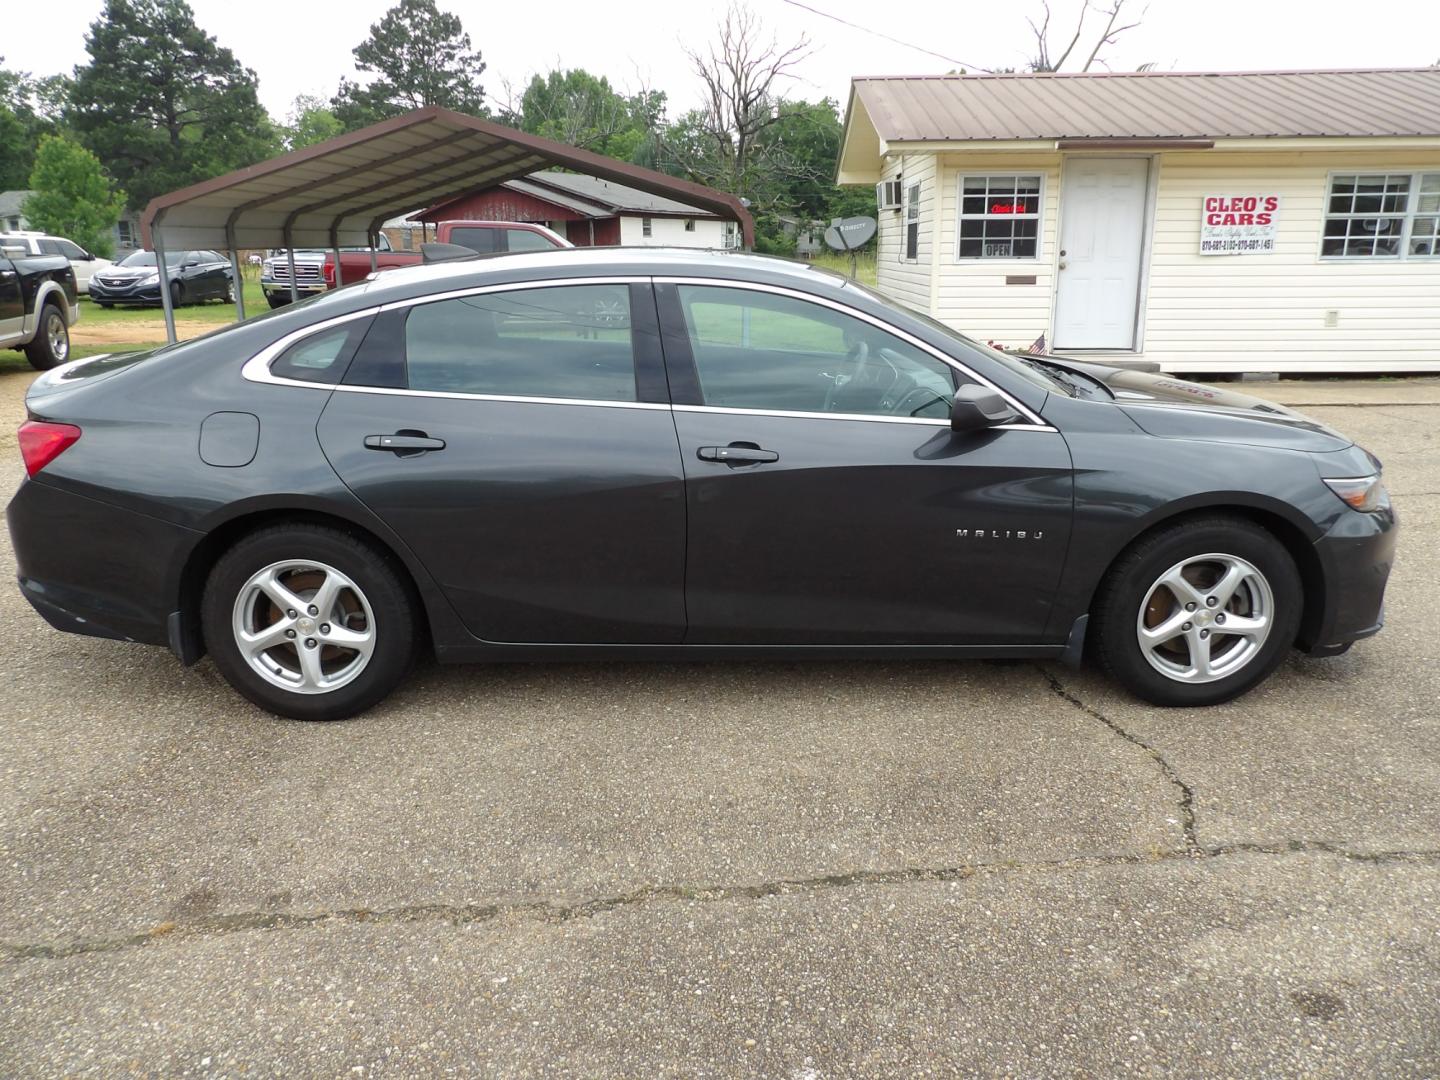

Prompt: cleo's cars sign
[{"left": 1200, "top": 194, "right": 1279, "bottom": 255}]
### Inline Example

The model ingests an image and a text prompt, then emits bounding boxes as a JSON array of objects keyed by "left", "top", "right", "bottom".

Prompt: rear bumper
[
  {"left": 1301, "top": 502, "right": 1398, "bottom": 654},
  {"left": 6, "top": 478, "right": 200, "bottom": 649}
]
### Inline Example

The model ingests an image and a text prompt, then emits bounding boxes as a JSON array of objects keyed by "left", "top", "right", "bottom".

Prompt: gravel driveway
[{"left": 2, "top": 364, "right": 1437, "bottom": 1077}]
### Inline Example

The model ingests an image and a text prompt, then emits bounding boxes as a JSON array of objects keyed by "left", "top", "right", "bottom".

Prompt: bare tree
[
  {"left": 1027, "top": 0, "right": 1146, "bottom": 73},
  {"left": 669, "top": 3, "right": 813, "bottom": 199}
]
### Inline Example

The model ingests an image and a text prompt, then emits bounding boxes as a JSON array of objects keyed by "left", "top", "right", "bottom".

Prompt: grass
[
  {"left": 79, "top": 277, "right": 267, "bottom": 330},
  {"left": 808, "top": 250, "right": 878, "bottom": 288}
]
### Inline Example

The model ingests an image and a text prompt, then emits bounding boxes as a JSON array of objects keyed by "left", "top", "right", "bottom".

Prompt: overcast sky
[{"left": 10, "top": 0, "right": 1440, "bottom": 121}]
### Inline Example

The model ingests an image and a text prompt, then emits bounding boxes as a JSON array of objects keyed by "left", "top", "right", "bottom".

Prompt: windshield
[
  {"left": 118, "top": 251, "right": 157, "bottom": 267},
  {"left": 830, "top": 275, "right": 1061, "bottom": 395}
]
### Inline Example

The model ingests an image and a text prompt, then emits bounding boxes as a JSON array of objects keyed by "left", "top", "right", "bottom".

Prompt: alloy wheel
[
  {"left": 1135, "top": 553, "right": 1274, "bottom": 684},
  {"left": 230, "top": 559, "right": 376, "bottom": 694},
  {"left": 46, "top": 310, "right": 68, "bottom": 362}
]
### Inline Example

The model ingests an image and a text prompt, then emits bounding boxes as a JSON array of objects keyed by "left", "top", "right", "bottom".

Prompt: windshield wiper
[
  {"left": 1020, "top": 357, "right": 1079, "bottom": 397},
  {"left": 1024, "top": 358, "right": 1114, "bottom": 400}
]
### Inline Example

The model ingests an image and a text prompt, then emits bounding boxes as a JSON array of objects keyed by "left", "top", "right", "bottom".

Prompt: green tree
[
  {"left": 67, "top": 0, "right": 279, "bottom": 210},
  {"left": 513, "top": 70, "right": 659, "bottom": 163},
  {"left": 284, "top": 94, "right": 343, "bottom": 150},
  {"left": 0, "top": 60, "right": 67, "bottom": 189},
  {"left": 332, "top": 0, "right": 486, "bottom": 129},
  {"left": 22, "top": 135, "right": 126, "bottom": 257}
]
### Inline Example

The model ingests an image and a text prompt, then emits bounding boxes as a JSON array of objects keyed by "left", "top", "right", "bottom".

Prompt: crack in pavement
[
  {"left": 1039, "top": 667, "right": 1201, "bottom": 853},
  {"left": 4, "top": 842, "right": 1438, "bottom": 963}
]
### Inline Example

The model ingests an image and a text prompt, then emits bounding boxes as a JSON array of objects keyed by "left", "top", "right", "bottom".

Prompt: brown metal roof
[
  {"left": 140, "top": 106, "right": 753, "bottom": 250},
  {"left": 851, "top": 68, "right": 1440, "bottom": 142}
]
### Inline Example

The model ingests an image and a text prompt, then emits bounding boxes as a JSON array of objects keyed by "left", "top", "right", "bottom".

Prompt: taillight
[{"left": 18, "top": 421, "right": 82, "bottom": 477}]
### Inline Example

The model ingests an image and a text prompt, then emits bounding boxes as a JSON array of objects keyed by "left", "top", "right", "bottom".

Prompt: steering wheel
[{"left": 825, "top": 337, "right": 869, "bottom": 412}]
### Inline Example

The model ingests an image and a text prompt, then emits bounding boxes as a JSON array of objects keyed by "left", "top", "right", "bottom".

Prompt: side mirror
[{"left": 950, "top": 384, "right": 1019, "bottom": 433}]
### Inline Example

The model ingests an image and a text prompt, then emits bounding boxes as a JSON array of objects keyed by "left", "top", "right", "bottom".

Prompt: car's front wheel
[
  {"left": 1092, "top": 517, "right": 1302, "bottom": 707},
  {"left": 201, "top": 524, "right": 419, "bottom": 720}
]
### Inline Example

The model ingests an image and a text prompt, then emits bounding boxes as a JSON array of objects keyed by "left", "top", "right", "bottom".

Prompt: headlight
[
  {"left": 1324, "top": 475, "right": 1389, "bottom": 513},
  {"left": 138, "top": 273, "right": 159, "bottom": 285}
]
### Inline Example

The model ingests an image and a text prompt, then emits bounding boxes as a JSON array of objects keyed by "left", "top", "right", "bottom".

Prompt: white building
[{"left": 839, "top": 68, "right": 1440, "bottom": 373}]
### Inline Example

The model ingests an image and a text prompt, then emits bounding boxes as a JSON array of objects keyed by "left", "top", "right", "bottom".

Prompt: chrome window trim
[
  {"left": 672, "top": 403, "right": 1056, "bottom": 433},
  {"left": 240, "top": 274, "right": 1053, "bottom": 429},
  {"left": 653, "top": 276, "right": 1049, "bottom": 427}
]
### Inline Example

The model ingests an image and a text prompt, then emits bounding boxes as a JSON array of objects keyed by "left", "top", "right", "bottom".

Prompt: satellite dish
[{"left": 823, "top": 215, "right": 877, "bottom": 252}]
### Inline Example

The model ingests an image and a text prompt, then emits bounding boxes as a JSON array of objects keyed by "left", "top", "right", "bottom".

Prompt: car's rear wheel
[
  {"left": 202, "top": 524, "right": 418, "bottom": 721},
  {"left": 170, "top": 280, "right": 185, "bottom": 308},
  {"left": 24, "top": 302, "right": 69, "bottom": 370},
  {"left": 1091, "top": 517, "right": 1302, "bottom": 706}
]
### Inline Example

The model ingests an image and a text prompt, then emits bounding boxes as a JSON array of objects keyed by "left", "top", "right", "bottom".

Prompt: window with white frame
[
  {"left": 904, "top": 182, "right": 921, "bottom": 260},
  {"left": 642, "top": 217, "right": 653, "bottom": 238},
  {"left": 1322, "top": 172, "right": 1440, "bottom": 258},
  {"left": 957, "top": 174, "right": 1041, "bottom": 259}
]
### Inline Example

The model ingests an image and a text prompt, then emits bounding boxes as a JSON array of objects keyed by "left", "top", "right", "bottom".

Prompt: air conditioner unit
[{"left": 876, "top": 179, "right": 903, "bottom": 211}]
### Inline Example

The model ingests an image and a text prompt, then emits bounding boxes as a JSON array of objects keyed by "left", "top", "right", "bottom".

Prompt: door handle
[
  {"left": 697, "top": 444, "right": 779, "bottom": 466},
  {"left": 364, "top": 432, "right": 446, "bottom": 454}
]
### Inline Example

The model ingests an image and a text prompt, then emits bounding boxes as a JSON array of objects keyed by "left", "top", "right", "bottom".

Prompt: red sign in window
[{"left": 990, "top": 202, "right": 1022, "bottom": 214}]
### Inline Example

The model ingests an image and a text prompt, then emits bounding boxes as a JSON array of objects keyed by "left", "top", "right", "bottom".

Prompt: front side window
[
  {"left": 57, "top": 239, "right": 87, "bottom": 260},
  {"left": 1323, "top": 172, "right": 1440, "bottom": 258},
  {"left": 504, "top": 228, "right": 555, "bottom": 252},
  {"left": 404, "top": 284, "right": 636, "bottom": 402},
  {"left": 958, "top": 174, "right": 1041, "bottom": 259},
  {"left": 677, "top": 284, "right": 962, "bottom": 420}
]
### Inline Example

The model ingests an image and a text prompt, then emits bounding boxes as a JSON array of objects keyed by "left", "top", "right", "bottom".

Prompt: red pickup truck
[{"left": 262, "top": 221, "right": 571, "bottom": 307}]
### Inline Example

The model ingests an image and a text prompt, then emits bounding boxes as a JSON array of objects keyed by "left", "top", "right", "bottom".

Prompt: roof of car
[{"left": 361, "top": 246, "right": 845, "bottom": 296}]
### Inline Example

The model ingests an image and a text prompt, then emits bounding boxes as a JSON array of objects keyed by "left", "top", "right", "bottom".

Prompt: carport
[{"left": 139, "top": 106, "right": 754, "bottom": 344}]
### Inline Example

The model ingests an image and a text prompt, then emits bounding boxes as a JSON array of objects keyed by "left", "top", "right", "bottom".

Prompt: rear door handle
[
  {"left": 697, "top": 444, "right": 779, "bottom": 466},
  {"left": 364, "top": 432, "right": 446, "bottom": 454}
]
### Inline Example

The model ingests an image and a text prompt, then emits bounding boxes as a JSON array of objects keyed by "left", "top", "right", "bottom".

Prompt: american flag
[{"left": 1025, "top": 334, "right": 1048, "bottom": 355}]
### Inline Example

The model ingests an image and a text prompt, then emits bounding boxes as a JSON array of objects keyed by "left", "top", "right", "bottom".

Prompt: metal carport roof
[{"left": 140, "top": 105, "right": 753, "bottom": 252}]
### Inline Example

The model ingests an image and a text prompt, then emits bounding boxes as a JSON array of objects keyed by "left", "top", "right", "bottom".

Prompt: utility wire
[{"left": 780, "top": 0, "right": 993, "bottom": 73}]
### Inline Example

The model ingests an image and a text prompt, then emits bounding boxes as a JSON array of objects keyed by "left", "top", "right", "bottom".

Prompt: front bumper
[
  {"left": 6, "top": 478, "right": 200, "bottom": 649},
  {"left": 1302, "top": 501, "right": 1397, "bottom": 654},
  {"left": 88, "top": 277, "right": 164, "bottom": 304},
  {"left": 261, "top": 277, "right": 327, "bottom": 298}
]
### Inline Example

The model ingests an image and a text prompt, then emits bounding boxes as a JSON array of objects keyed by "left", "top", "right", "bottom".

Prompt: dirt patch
[{"left": 71, "top": 319, "right": 232, "bottom": 346}]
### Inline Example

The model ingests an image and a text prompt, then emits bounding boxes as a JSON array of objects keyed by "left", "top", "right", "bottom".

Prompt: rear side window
[
  {"left": 403, "top": 284, "right": 636, "bottom": 402},
  {"left": 270, "top": 318, "right": 372, "bottom": 384},
  {"left": 445, "top": 226, "right": 501, "bottom": 254}
]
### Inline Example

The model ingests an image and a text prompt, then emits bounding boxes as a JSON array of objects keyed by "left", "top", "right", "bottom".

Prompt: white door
[{"left": 1053, "top": 158, "right": 1149, "bottom": 350}]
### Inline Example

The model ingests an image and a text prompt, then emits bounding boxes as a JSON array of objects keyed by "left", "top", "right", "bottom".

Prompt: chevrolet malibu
[{"left": 6, "top": 249, "right": 1396, "bottom": 720}]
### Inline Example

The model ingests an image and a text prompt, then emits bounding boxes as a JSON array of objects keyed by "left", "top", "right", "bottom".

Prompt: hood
[
  {"left": 264, "top": 251, "right": 326, "bottom": 266},
  {"left": 98, "top": 264, "right": 159, "bottom": 280},
  {"left": 1049, "top": 359, "right": 1353, "bottom": 453}
]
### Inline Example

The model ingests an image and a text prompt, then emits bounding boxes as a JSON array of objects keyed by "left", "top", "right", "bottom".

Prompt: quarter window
[
  {"left": 271, "top": 319, "right": 372, "bottom": 384},
  {"left": 676, "top": 285, "right": 962, "bottom": 420},
  {"left": 957, "top": 174, "right": 1042, "bottom": 259},
  {"left": 404, "top": 284, "right": 636, "bottom": 402},
  {"left": 1323, "top": 173, "right": 1440, "bottom": 258}
]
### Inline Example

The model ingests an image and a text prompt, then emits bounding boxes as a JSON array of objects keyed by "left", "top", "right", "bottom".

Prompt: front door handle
[
  {"left": 364, "top": 432, "right": 446, "bottom": 455},
  {"left": 697, "top": 443, "right": 779, "bottom": 466}
]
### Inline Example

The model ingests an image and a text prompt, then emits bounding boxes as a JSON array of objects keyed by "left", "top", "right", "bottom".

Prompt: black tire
[
  {"left": 222, "top": 279, "right": 235, "bottom": 304},
  {"left": 265, "top": 293, "right": 289, "bottom": 309},
  {"left": 170, "top": 280, "right": 185, "bottom": 308},
  {"left": 23, "top": 302, "right": 70, "bottom": 370},
  {"left": 1091, "top": 516, "right": 1302, "bottom": 707},
  {"left": 201, "top": 524, "right": 419, "bottom": 721}
]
